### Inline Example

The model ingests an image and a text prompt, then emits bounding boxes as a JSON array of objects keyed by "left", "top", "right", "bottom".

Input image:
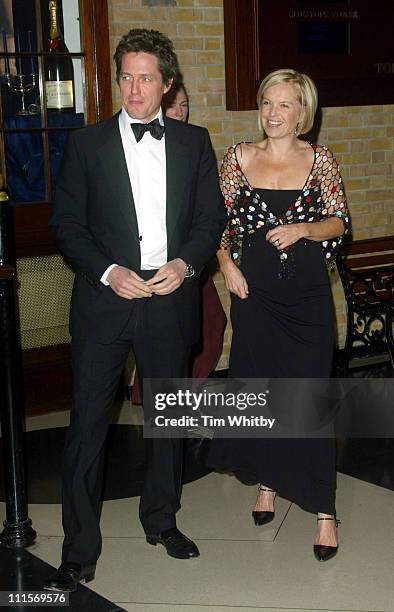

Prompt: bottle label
[{"left": 46, "top": 80, "right": 74, "bottom": 109}]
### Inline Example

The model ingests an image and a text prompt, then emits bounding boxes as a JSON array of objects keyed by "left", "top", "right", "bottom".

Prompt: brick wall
[{"left": 107, "top": 0, "right": 394, "bottom": 368}]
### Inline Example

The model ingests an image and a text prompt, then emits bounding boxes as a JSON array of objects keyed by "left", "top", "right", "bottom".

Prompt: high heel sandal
[
  {"left": 252, "top": 486, "right": 276, "bottom": 526},
  {"left": 313, "top": 517, "right": 341, "bottom": 562}
]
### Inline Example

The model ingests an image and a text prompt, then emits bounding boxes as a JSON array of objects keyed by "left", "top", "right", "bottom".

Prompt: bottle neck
[{"left": 49, "top": 0, "right": 61, "bottom": 40}]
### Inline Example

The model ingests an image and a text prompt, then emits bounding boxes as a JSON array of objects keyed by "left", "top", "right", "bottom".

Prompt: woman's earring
[{"left": 294, "top": 124, "right": 299, "bottom": 136}]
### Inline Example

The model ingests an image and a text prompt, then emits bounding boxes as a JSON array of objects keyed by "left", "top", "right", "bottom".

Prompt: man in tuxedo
[{"left": 44, "top": 28, "right": 226, "bottom": 592}]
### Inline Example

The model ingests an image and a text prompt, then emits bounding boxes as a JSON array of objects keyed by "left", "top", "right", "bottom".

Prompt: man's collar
[{"left": 120, "top": 106, "right": 164, "bottom": 132}]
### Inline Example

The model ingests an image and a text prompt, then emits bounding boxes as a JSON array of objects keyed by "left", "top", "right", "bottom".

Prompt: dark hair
[
  {"left": 114, "top": 28, "right": 179, "bottom": 85},
  {"left": 162, "top": 78, "right": 189, "bottom": 115}
]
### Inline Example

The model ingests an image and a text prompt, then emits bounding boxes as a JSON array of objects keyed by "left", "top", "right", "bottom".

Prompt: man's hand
[
  {"left": 107, "top": 266, "right": 152, "bottom": 299},
  {"left": 145, "top": 258, "right": 187, "bottom": 295}
]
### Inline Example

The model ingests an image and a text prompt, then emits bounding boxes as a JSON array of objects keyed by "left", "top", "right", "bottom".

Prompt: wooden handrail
[{"left": 342, "top": 235, "right": 394, "bottom": 256}]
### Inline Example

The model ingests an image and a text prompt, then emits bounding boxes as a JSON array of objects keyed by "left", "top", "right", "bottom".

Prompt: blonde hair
[{"left": 256, "top": 68, "right": 318, "bottom": 135}]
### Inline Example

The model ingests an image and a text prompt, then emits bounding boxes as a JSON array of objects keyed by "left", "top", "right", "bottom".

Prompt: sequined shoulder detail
[
  {"left": 218, "top": 142, "right": 350, "bottom": 270},
  {"left": 219, "top": 145, "right": 248, "bottom": 250},
  {"left": 309, "top": 144, "right": 350, "bottom": 263}
]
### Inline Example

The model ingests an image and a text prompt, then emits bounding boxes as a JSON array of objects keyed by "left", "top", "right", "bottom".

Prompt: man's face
[{"left": 118, "top": 51, "right": 172, "bottom": 122}]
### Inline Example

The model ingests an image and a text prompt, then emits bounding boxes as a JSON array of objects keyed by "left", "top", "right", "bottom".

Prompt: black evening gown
[{"left": 208, "top": 189, "right": 337, "bottom": 515}]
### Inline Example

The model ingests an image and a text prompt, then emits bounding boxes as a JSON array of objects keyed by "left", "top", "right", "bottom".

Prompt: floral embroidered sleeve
[
  {"left": 219, "top": 146, "right": 243, "bottom": 250},
  {"left": 316, "top": 146, "right": 350, "bottom": 263}
]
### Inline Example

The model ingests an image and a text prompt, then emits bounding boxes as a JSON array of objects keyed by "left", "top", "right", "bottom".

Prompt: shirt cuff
[{"left": 100, "top": 264, "right": 119, "bottom": 286}]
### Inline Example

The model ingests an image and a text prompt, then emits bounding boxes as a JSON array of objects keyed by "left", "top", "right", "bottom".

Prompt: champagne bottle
[{"left": 45, "top": 0, "right": 75, "bottom": 112}]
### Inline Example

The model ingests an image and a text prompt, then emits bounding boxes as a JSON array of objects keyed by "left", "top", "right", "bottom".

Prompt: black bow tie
[{"left": 130, "top": 118, "right": 165, "bottom": 142}]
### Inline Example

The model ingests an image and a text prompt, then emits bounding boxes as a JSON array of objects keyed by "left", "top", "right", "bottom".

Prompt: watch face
[{"left": 185, "top": 264, "right": 195, "bottom": 277}]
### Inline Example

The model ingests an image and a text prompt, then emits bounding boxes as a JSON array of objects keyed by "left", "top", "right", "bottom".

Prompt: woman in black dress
[{"left": 212, "top": 69, "right": 349, "bottom": 561}]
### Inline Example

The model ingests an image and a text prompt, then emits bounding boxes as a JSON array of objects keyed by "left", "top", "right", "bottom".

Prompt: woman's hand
[
  {"left": 221, "top": 260, "right": 249, "bottom": 299},
  {"left": 266, "top": 223, "right": 307, "bottom": 251}
]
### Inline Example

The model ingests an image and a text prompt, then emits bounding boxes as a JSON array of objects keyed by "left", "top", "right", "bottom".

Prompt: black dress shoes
[
  {"left": 146, "top": 527, "right": 200, "bottom": 559},
  {"left": 44, "top": 562, "right": 96, "bottom": 592}
]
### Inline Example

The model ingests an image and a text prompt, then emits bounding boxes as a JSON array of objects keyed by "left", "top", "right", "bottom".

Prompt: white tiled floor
[{"left": 1, "top": 404, "right": 394, "bottom": 612}]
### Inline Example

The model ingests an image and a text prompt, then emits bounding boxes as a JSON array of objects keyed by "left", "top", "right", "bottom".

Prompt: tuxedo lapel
[
  {"left": 97, "top": 114, "right": 140, "bottom": 246},
  {"left": 164, "top": 117, "right": 189, "bottom": 247}
]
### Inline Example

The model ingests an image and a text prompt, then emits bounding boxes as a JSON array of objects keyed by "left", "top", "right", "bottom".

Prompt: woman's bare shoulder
[
  {"left": 239, "top": 140, "right": 266, "bottom": 162},
  {"left": 245, "top": 140, "right": 266, "bottom": 152}
]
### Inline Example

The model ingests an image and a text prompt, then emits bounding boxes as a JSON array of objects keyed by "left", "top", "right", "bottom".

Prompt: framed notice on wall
[{"left": 224, "top": 0, "right": 394, "bottom": 109}]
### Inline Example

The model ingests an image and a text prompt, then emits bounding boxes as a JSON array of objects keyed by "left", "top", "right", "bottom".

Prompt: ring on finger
[{"left": 275, "top": 238, "right": 280, "bottom": 246}]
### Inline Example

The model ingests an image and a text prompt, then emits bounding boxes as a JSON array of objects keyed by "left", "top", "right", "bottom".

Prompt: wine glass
[{"left": 5, "top": 72, "right": 37, "bottom": 115}]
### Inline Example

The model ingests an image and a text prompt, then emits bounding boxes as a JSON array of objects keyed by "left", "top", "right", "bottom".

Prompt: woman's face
[
  {"left": 260, "top": 82, "right": 303, "bottom": 139},
  {"left": 165, "top": 88, "right": 189, "bottom": 122}
]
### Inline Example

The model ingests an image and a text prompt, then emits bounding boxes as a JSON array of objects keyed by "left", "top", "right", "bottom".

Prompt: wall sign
[{"left": 224, "top": 0, "right": 394, "bottom": 109}]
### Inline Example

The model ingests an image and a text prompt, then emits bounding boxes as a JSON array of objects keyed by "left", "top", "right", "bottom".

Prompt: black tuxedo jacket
[{"left": 50, "top": 113, "right": 226, "bottom": 344}]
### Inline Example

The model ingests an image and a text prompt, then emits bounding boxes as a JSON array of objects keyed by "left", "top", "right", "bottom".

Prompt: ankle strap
[
  {"left": 258, "top": 486, "right": 275, "bottom": 492},
  {"left": 317, "top": 517, "right": 341, "bottom": 526}
]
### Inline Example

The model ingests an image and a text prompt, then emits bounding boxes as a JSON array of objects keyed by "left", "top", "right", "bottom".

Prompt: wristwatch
[{"left": 184, "top": 263, "right": 195, "bottom": 278}]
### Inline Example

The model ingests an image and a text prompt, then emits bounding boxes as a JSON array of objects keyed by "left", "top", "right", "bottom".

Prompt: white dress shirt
[{"left": 101, "top": 106, "right": 167, "bottom": 284}]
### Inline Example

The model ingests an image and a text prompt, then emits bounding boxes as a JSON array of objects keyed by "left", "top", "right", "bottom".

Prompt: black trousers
[{"left": 61, "top": 290, "right": 190, "bottom": 566}]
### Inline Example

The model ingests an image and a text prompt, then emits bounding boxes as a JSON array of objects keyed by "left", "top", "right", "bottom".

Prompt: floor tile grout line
[
  {"left": 31, "top": 535, "right": 291, "bottom": 542},
  {"left": 272, "top": 502, "right": 293, "bottom": 542}
]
